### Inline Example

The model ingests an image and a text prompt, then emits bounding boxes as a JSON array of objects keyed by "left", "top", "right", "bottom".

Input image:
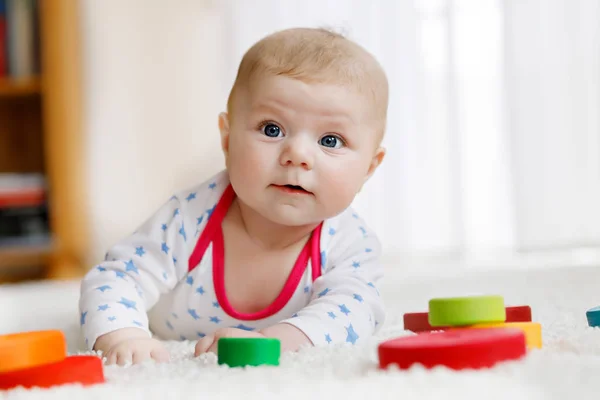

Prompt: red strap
[
  {"left": 188, "top": 185, "right": 236, "bottom": 272},
  {"left": 187, "top": 184, "right": 323, "bottom": 321}
]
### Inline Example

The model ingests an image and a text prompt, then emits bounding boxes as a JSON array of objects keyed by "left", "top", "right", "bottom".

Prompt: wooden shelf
[
  {"left": 0, "top": 77, "right": 42, "bottom": 98},
  {"left": 0, "top": 243, "right": 54, "bottom": 270}
]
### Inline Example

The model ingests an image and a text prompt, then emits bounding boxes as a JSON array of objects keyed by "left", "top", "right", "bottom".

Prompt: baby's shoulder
[
  {"left": 320, "top": 207, "right": 381, "bottom": 267},
  {"left": 171, "top": 170, "right": 230, "bottom": 215}
]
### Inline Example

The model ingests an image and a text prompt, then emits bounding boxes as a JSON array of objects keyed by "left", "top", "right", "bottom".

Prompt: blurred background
[{"left": 1, "top": 0, "right": 599, "bottom": 284}]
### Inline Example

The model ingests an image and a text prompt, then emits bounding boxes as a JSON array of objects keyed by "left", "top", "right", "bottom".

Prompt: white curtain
[{"left": 217, "top": 0, "right": 600, "bottom": 269}]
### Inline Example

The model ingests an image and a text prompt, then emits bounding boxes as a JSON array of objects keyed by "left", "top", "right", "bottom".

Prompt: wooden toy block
[
  {"left": 404, "top": 305, "right": 532, "bottom": 333},
  {"left": 0, "top": 355, "right": 105, "bottom": 390},
  {"left": 428, "top": 295, "right": 506, "bottom": 327},
  {"left": 0, "top": 330, "right": 66, "bottom": 373},
  {"left": 217, "top": 338, "right": 281, "bottom": 367},
  {"left": 378, "top": 328, "right": 526, "bottom": 371},
  {"left": 456, "top": 322, "right": 542, "bottom": 349}
]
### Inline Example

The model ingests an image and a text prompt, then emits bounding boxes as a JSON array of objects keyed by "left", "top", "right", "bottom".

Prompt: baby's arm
[
  {"left": 79, "top": 195, "right": 191, "bottom": 362},
  {"left": 270, "top": 220, "right": 385, "bottom": 350}
]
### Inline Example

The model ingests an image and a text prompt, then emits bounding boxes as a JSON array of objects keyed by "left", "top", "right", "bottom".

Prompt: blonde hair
[{"left": 227, "top": 27, "right": 388, "bottom": 134}]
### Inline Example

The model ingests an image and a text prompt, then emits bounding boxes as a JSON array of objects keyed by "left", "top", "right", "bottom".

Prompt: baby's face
[{"left": 220, "top": 74, "right": 384, "bottom": 227}]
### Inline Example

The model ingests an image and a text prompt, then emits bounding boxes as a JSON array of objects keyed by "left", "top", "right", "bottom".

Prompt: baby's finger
[
  {"left": 208, "top": 341, "right": 219, "bottom": 354},
  {"left": 194, "top": 335, "right": 214, "bottom": 356},
  {"left": 116, "top": 350, "right": 133, "bottom": 366},
  {"left": 132, "top": 349, "right": 151, "bottom": 365},
  {"left": 104, "top": 350, "right": 117, "bottom": 366},
  {"left": 151, "top": 347, "right": 171, "bottom": 363}
]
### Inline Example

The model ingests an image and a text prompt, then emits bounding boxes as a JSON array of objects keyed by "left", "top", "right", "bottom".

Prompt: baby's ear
[
  {"left": 364, "top": 146, "right": 386, "bottom": 184},
  {"left": 218, "top": 112, "right": 231, "bottom": 160}
]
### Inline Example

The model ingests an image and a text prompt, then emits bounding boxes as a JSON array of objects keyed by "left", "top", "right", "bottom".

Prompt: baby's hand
[
  {"left": 194, "top": 328, "right": 265, "bottom": 356},
  {"left": 94, "top": 327, "right": 171, "bottom": 366}
]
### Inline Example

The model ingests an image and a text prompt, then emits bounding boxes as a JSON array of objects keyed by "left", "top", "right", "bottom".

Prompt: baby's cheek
[{"left": 319, "top": 166, "right": 361, "bottom": 205}]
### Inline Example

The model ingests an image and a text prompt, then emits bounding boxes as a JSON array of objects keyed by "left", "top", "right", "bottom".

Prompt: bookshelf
[{"left": 0, "top": 0, "right": 87, "bottom": 282}]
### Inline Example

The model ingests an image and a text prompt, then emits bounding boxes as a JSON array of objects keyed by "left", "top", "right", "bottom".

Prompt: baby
[{"left": 79, "top": 27, "right": 389, "bottom": 365}]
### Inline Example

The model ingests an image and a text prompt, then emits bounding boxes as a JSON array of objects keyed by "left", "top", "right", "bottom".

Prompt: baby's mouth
[{"left": 273, "top": 184, "right": 312, "bottom": 195}]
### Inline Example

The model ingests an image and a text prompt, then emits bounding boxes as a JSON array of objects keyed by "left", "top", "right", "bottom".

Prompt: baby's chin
[
  {"left": 258, "top": 205, "right": 323, "bottom": 227},
  {"left": 258, "top": 203, "right": 344, "bottom": 228}
]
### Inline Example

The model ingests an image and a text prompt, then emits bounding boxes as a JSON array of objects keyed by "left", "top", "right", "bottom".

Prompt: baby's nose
[{"left": 279, "top": 140, "right": 314, "bottom": 170}]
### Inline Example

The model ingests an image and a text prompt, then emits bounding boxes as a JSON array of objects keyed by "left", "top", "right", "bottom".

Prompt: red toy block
[
  {"left": 379, "top": 328, "right": 527, "bottom": 370},
  {"left": 403, "top": 305, "right": 532, "bottom": 333},
  {"left": 0, "top": 355, "right": 105, "bottom": 390}
]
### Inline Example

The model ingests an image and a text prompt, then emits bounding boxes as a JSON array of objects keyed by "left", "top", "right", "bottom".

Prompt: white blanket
[{"left": 2, "top": 265, "right": 600, "bottom": 399}]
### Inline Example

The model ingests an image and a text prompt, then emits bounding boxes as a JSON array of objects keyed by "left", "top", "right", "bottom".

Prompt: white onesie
[{"left": 79, "top": 170, "right": 385, "bottom": 350}]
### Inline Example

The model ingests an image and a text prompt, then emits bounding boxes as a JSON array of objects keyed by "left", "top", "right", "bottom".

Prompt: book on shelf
[
  {"left": 0, "top": 0, "right": 39, "bottom": 80},
  {"left": 0, "top": 173, "right": 50, "bottom": 249}
]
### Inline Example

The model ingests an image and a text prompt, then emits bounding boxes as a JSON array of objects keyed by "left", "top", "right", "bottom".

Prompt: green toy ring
[
  {"left": 428, "top": 295, "right": 506, "bottom": 327},
  {"left": 217, "top": 338, "right": 281, "bottom": 367}
]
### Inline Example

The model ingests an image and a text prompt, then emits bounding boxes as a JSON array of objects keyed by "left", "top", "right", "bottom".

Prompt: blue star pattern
[
  {"left": 96, "top": 285, "right": 111, "bottom": 292},
  {"left": 212, "top": 301, "right": 220, "bottom": 308},
  {"left": 188, "top": 309, "right": 201, "bottom": 320},
  {"left": 304, "top": 285, "right": 310, "bottom": 293},
  {"left": 353, "top": 294, "right": 364, "bottom": 303},
  {"left": 135, "top": 246, "right": 146, "bottom": 257},
  {"left": 328, "top": 312, "right": 337, "bottom": 319},
  {"left": 318, "top": 288, "right": 330, "bottom": 298},
  {"left": 352, "top": 213, "right": 358, "bottom": 219},
  {"left": 108, "top": 316, "right": 117, "bottom": 322},
  {"left": 161, "top": 224, "right": 167, "bottom": 231},
  {"left": 173, "top": 256, "right": 178, "bottom": 265},
  {"left": 80, "top": 311, "right": 87, "bottom": 326},
  {"left": 352, "top": 261, "right": 361, "bottom": 269},
  {"left": 321, "top": 251, "right": 327, "bottom": 269},
  {"left": 118, "top": 297, "right": 137, "bottom": 310},
  {"left": 162, "top": 271, "right": 168, "bottom": 280},
  {"left": 325, "top": 334, "right": 332, "bottom": 343},
  {"left": 179, "top": 223, "right": 187, "bottom": 241},
  {"left": 166, "top": 321, "right": 174, "bottom": 330},
  {"left": 173, "top": 208, "right": 180, "bottom": 217},
  {"left": 133, "top": 321, "right": 143, "bottom": 327},
  {"left": 197, "top": 332, "right": 206, "bottom": 338},
  {"left": 96, "top": 266, "right": 106, "bottom": 272},
  {"left": 207, "top": 205, "right": 216, "bottom": 218},
  {"left": 196, "top": 286, "right": 205, "bottom": 295},
  {"left": 359, "top": 226, "right": 367, "bottom": 236},
  {"left": 339, "top": 304, "right": 351, "bottom": 315},
  {"left": 367, "top": 282, "right": 380, "bottom": 296},
  {"left": 186, "top": 276, "right": 194, "bottom": 285},
  {"left": 345, "top": 324, "right": 359, "bottom": 344},
  {"left": 209, "top": 316, "right": 222, "bottom": 324},
  {"left": 125, "top": 259, "right": 139, "bottom": 274},
  {"left": 291, "top": 313, "right": 299, "bottom": 318},
  {"left": 365, "top": 248, "right": 372, "bottom": 253},
  {"left": 328, "top": 227, "right": 336, "bottom": 235},
  {"left": 196, "top": 216, "right": 204, "bottom": 225},
  {"left": 234, "top": 324, "right": 255, "bottom": 331},
  {"left": 98, "top": 304, "right": 109, "bottom": 311},
  {"left": 161, "top": 242, "right": 170, "bottom": 254},
  {"left": 209, "top": 182, "right": 217, "bottom": 190},
  {"left": 172, "top": 312, "right": 178, "bottom": 319},
  {"left": 115, "top": 271, "right": 126, "bottom": 279},
  {"left": 186, "top": 192, "right": 197, "bottom": 201}
]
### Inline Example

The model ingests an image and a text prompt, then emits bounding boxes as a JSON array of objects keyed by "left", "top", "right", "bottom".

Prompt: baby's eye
[
  {"left": 319, "top": 135, "right": 344, "bottom": 149},
  {"left": 262, "top": 123, "right": 282, "bottom": 138}
]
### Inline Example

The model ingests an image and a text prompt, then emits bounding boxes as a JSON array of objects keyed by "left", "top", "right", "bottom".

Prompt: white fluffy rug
[{"left": 2, "top": 264, "right": 600, "bottom": 399}]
